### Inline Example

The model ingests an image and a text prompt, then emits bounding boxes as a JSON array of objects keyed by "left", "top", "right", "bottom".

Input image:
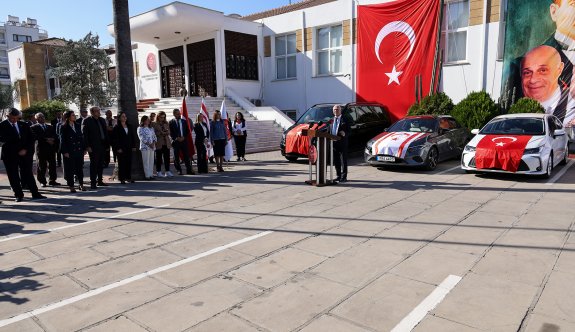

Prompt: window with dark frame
[
  {"left": 13, "top": 34, "right": 32, "bottom": 43},
  {"left": 224, "top": 30, "right": 258, "bottom": 81}
]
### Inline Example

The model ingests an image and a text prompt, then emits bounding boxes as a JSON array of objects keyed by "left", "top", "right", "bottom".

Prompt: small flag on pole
[{"left": 220, "top": 99, "right": 234, "bottom": 162}]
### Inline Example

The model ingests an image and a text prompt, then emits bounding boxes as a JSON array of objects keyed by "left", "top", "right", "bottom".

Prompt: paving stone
[
  {"left": 36, "top": 277, "right": 174, "bottom": 331},
  {"left": 432, "top": 273, "right": 539, "bottom": 331},
  {"left": 84, "top": 316, "right": 148, "bottom": 332},
  {"left": 233, "top": 273, "right": 354, "bottom": 332},
  {"left": 152, "top": 249, "right": 254, "bottom": 288},
  {"left": 413, "top": 315, "right": 482, "bottom": 332},
  {"left": 310, "top": 241, "right": 403, "bottom": 287},
  {"left": 0, "top": 275, "right": 86, "bottom": 320},
  {"left": 22, "top": 248, "right": 109, "bottom": 279},
  {"left": 187, "top": 312, "right": 261, "bottom": 332},
  {"left": 523, "top": 313, "right": 575, "bottom": 332},
  {"left": 93, "top": 229, "right": 185, "bottom": 258},
  {"left": 229, "top": 247, "right": 325, "bottom": 288},
  {"left": 390, "top": 245, "right": 478, "bottom": 285},
  {"left": 333, "top": 273, "right": 436, "bottom": 331},
  {"left": 162, "top": 229, "right": 248, "bottom": 258},
  {"left": 532, "top": 271, "right": 575, "bottom": 323},
  {"left": 430, "top": 225, "right": 505, "bottom": 255},
  {"left": 127, "top": 277, "right": 260, "bottom": 332},
  {"left": 300, "top": 314, "right": 370, "bottom": 332},
  {"left": 31, "top": 229, "right": 127, "bottom": 258},
  {"left": 554, "top": 243, "right": 575, "bottom": 275},
  {"left": 0, "top": 318, "right": 44, "bottom": 332},
  {"left": 293, "top": 227, "right": 369, "bottom": 258},
  {"left": 495, "top": 228, "right": 567, "bottom": 252},
  {"left": 0, "top": 248, "right": 39, "bottom": 270},
  {"left": 472, "top": 248, "right": 556, "bottom": 287},
  {"left": 70, "top": 248, "right": 180, "bottom": 289},
  {"left": 231, "top": 231, "right": 309, "bottom": 257}
]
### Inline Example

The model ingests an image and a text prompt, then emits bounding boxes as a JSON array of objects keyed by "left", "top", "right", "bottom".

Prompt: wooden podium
[{"left": 302, "top": 129, "right": 340, "bottom": 186}]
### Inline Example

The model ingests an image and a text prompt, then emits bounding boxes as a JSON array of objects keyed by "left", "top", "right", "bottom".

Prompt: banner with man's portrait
[{"left": 501, "top": 0, "right": 574, "bottom": 126}]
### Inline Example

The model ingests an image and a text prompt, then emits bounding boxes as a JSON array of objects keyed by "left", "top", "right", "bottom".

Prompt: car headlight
[
  {"left": 464, "top": 145, "right": 476, "bottom": 152},
  {"left": 366, "top": 139, "right": 376, "bottom": 148},
  {"left": 523, "top": 147, "right": 541, "bottom": 155},
  {"left": 407, "top": 145, "right": 424, "bottom": 154}
]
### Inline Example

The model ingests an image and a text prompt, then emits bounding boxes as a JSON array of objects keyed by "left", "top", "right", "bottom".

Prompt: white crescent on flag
[{"left": 374, "top": 21, "right": 416, "bottom": 65}]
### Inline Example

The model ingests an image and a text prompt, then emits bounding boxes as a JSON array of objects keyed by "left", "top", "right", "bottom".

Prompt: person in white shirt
[
  {"left": 233, "top": 112, "right": 247, "bottom": 161},
  {"left": 137, "top": 115, "right": 157, "bottom": 180}
]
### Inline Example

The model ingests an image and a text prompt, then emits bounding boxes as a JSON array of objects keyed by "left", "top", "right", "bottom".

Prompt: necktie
[
  {"left": 333, "top": 117, "right": 339, "bottom": 135},
  {"left": 13, "top": 123, "right": 19, "bottom": 138},
  {"left": 179, "top": 119, "right": 183, "bottom": 137}
]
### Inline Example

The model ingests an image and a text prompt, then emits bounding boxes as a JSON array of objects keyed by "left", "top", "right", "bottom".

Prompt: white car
[{"left": 461, "top": 114, "right": 569, "bottom": 178}]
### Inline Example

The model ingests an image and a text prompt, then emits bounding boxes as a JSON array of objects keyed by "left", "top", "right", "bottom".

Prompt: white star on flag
[
  {"left": 496, "top": 142, "right": 505, "bottom": 147},
  {"left": 385, "top": 66, "right": 403, "bottom": 85}
]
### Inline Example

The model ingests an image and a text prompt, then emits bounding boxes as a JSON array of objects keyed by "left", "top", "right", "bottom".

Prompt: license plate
[{"left": 377, "top": 156, "right": 395, "bottom": 162}]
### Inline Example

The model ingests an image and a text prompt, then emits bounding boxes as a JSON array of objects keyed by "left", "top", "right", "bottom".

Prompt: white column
[{"left": 183, "top": 43, "right": 190, "bottom": 96}]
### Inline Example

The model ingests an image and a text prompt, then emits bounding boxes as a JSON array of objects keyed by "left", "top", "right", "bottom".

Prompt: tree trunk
[{"left": 112, "top": 0, "right": 144, "bottom": 179}]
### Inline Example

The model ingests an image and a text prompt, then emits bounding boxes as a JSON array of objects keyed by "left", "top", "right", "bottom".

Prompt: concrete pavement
[{"left": 0, "top": 152, "right": 574, "bottom": 331}]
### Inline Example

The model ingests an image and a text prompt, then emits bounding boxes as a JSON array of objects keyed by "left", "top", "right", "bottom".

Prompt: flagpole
[{"left": 430, "top": 0, "right": 445, "bottom": 94}]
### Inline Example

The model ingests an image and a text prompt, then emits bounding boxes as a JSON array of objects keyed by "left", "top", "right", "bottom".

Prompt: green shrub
[
  {"left": 451, "top": 91, "right": 499, "bottom": 130},
  {"left": 508, "top": 97, "right": 545, "bottom": 114},
  {"left": 22, "top": 100, "right": 68, "bottom": 122},
  {"left": 407, "top": 92, "right": 454, "bottom": 116}
]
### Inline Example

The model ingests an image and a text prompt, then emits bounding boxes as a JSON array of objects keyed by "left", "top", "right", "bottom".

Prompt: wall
[
  {"left": 134, "top": 43, "right": 161, "bottom": 100},
  {"left": 8, "top": 46, "right": 25, "bottom": 109}
]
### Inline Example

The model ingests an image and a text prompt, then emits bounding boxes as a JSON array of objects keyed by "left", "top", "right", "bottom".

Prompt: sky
[{"left": 4, "top": 0, "right": 295, "bottom": 46}]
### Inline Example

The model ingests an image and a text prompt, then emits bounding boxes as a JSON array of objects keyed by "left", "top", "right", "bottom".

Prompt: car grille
[{"left": 469, "top": 158, "right": 530, "bottom": 171}]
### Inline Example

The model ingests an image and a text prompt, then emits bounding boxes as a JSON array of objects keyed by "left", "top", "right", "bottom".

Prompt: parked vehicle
[
  {"left": 280, "top": 103, "right": 391, "bottom": 161},
  {"left": 461, "top": 113, "right": 568, "bottom": 178},
  {"left": 364, "top": 115, "right": 471, "bottom": 170}
]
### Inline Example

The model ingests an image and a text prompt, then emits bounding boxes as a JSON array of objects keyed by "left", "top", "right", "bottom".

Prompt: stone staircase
[{"left": 138, "top": 96, "right": 282, "bottom": 155}]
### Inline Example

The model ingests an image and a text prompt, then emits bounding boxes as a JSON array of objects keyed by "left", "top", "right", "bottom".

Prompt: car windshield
[
  {"left": 388, "top": 118, "right": 437, "bottom": 133},
  {"left": 296, "top": 105, "right": 335, "bottom": 124},
  {"left": 481, "top": 118, "right": 545, "bottom": 135}
]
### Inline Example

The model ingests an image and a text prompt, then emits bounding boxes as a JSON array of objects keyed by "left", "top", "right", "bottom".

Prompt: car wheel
[
  {"left": 559, "top": 145, "right": 569, "bottom": 166},
  {"left": 285, "top": 156, "right": 298, "bottom": 162},
  {"left": 542, "top": 154, "right": 553, "bottom": 179},
  {"left": 424, "top": 147, "right": 439, "bottom": 171}
]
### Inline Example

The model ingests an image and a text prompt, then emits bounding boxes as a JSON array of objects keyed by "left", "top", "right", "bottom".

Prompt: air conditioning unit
[
  {"left": 7, "top": 15, "right": 19, "bottom": 25},
  {"left": 26, "top": 18, "right": 37, "bottom": 27}
]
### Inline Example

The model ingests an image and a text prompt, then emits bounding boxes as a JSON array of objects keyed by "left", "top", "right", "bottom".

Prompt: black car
[
  {"left": 280, "top": 103, "right": 392, "bottom": 161},
  {"left": 364, "top": 115, "right": 472, "bottom": 170}
]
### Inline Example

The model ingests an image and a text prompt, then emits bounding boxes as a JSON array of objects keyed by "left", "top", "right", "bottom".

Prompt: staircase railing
[{"left": 225, "top": 87, "right": 295, "bottom": 130}]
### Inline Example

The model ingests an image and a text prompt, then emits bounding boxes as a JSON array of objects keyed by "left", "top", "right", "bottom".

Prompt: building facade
[
  {"left": 1, "top": 15, "right": 49, "bottom": 87},
  {"left": 112, "top": 0, "right": 506, "bottom": 119}
]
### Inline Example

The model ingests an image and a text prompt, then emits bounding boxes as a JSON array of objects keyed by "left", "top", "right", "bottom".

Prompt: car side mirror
[
  {"left": 471, "top": 129, "right": 480, "bottom": 135},
  {"left": 554, "top": 129, "right": 566, "bottom": 138}
]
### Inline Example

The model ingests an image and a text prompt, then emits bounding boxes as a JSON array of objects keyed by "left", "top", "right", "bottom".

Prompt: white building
[
  {"left": 0, "top": 15, "right": 49, "bottom": 87},
  {"left": 110, "top": 0, "right": 506, "bottom": 119}
]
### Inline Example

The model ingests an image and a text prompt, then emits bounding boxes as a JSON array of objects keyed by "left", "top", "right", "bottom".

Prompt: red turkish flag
[
  {"left": 475, "top": 135, "right": 532, "bottom": 172},
  {"left": 356, "top": 0, "right": 441, "bottom": 121}
]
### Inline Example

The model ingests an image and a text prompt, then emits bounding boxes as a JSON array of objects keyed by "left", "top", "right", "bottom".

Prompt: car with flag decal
[
  {"left": 281, "top": 103, "right": 391, "bottom": 161},
  {"left": 364, "top": 115, "right": 471, "bottom": 170},
  {"left": 461, "top": 114, "right": 569, "bottom": 178}
]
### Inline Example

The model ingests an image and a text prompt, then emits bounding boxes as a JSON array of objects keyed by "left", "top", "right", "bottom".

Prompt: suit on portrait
[{"left": 0, "top": 120, "right": 40, "bottom": 198}]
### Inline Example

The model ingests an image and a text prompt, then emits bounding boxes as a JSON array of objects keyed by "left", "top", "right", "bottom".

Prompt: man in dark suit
[
  {"left": 0, "top": 108, "right": 46, "bottom": 202},
  {"left": 82, "top": 106, "right": 109, "bottom": 189},
  {"left": 51, "top": 111, "right": 63, "bottom": 167},
  {"left": 31, "top": 113, "right": 61, "bottom": 187},
  {"left": 169, "top": 108, "right": 194, "bottom": 175},
  {"left": 330, "top": 105, "right": 350, "bottom": 183},
  {"left": 103, "top": 109, "right": 116, "bottom": 168}
]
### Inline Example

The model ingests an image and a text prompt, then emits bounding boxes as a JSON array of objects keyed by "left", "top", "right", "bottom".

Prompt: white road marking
[
  {"left": 391, "top": 274, "right": 462, "bottom": 332},
  {"left": 435, "top": 165, "right": 461, "bottom": 176},
  {"left": 0, "top": 230, "right": 273, "bottom": 328},
  {"left": 0, "top": 205, "right": 170, "bottom": 243},
  {"left": 546, "top": 159, "right": 575, "bottom": 185}
]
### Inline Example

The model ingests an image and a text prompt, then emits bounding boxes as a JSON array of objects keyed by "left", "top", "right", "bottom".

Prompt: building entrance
[
  {"left": 187, "top": 39, "right": 217, "bottom": 97},
  {"left": 159, "top": 46, "right": 185, "bottom": 98}
]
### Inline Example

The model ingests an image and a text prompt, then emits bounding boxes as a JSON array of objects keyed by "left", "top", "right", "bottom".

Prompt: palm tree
[{"left": 112, "top": 0, "right": 144, "bottom": 178}]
